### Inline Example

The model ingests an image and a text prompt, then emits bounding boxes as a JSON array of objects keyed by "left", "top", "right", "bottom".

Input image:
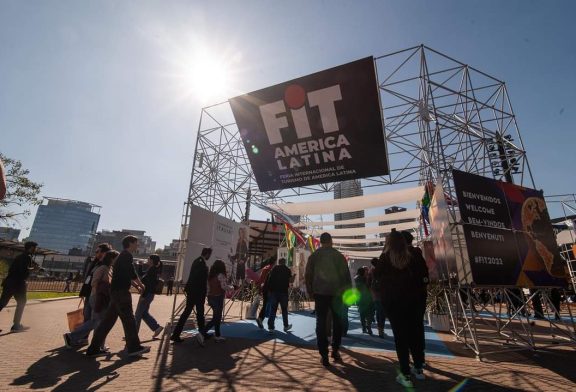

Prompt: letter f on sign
[{"left": 260, "top": 100, "right": 288, "bottom": 145}]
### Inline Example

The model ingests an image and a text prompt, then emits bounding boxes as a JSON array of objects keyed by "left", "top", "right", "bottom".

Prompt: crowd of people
[
  {"left": 1, "top": 224, "right": 572, "bottom": 388},
  {"left": 0, "top": 229, "right": 430, "bottom": 387}
]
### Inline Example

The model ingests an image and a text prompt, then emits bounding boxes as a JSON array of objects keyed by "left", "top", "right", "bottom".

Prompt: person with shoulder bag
[
  {"left": 79, "top": 244, "right": 111, "bottom": 328},
  {"left": 134, "top": 255, "right": 164, "bottom": 338},
  {"left": 64, "top": 250, "right": 118, "bottom": 349}
]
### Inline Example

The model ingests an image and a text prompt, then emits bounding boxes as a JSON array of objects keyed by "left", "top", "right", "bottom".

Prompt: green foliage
[
  {"left": 0, "top": 152, "right": 43, "bottom": 224},
  {"left": 27, "top": 291, "right": 79, "bottom": 300}
]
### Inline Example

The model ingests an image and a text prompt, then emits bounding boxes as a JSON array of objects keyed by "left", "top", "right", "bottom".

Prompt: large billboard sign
[
  {"left": 453, "top": 170, "right": 567, "bottom": 287},
  {"left": 229, "top": 57, "right": 389, "bottom": 191}
]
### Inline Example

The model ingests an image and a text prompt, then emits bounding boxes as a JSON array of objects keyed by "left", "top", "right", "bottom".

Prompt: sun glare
[{"left": 187, "top": 54, "right": 231, "bottom": 102}]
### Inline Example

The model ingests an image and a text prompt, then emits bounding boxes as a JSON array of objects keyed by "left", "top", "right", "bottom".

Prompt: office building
[
  {"left": 0, "top": 227, "right": 20, "bottom": 241},
  {"left": 333, "top": 179, "right": 365, "bottom": 229},
  {"left": 28, "top": 198, "right": 100, "bottom": 254},
  {"left": 379, "top": 206, "right": 413, "bottom": 238},
  {"left": 95, "top": 229, "right": 156, "bottom": 255}
]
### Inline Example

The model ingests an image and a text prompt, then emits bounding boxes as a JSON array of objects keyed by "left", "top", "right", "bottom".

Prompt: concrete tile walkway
[{"left": 1, "top": 294, "right": 575, "bottom": 391}]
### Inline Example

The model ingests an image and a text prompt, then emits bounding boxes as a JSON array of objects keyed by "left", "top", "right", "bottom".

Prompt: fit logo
[{"left": 259, "top": 84, "right": 342, "bottom": 145}]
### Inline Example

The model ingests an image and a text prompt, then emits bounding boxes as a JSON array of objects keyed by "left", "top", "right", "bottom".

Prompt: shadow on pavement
[{"left": 11, "top": 347, "right": 147, "bottom": 391}]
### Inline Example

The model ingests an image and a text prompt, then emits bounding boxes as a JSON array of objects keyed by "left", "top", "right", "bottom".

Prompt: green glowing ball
[
  {"left": 252, "top": 145, "right": 259, "bottom": 154},
  {"left": 342, "top": 288, "right": 361, "bottom": 306}
]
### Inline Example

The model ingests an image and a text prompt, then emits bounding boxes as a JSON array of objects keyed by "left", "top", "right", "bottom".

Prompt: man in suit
[{"left": 171, "top": 247, "right": 212, "bottom": 345}]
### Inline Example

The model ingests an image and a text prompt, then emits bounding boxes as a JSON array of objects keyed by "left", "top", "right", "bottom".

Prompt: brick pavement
[{"left": 1, "top": 295, "right": 575, "bottom": 391}]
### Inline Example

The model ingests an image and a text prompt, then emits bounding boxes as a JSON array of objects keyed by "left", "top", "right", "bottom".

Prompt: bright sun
[{"left": 187, "top": 54, "right": 231, "bottom": 102}]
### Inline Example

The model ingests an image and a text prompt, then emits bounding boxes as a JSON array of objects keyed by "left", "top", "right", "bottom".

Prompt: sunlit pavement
[{"left": 1, "top": 295, "right": 575, "bottom": 391}]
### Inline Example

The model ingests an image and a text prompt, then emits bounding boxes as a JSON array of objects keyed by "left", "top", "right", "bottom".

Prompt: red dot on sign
[{"left": 284, "top": 84, "right": 306, "bottom": 110}]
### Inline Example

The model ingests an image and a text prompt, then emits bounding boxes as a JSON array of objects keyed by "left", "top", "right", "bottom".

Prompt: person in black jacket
[
  {"left": 266, "top": 258, "right": 293, "bottom": 332},
  {"left": 134, "top": 255, "right": 164, "bottom": 338},
  {"left": 402, "top": 230, "right": 429, "bottom": 356},
  {"left": 171, "top": 247, "right": 212, "bottom": 345},
  {"left": 0, "top": 241, "right": 37, "bottom": 332},
  {"left": 86, "top": 235, "right": 149, "bottom": 358},
  {"left": 375, "top": 230, "right": 428, "bottom": 388},
  {"left": 354, "top": 267, "right": 373, "bottom": 335}
]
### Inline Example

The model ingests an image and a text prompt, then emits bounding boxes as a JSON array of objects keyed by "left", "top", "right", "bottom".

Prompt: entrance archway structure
[{"left": 171, "top": 45, "right": 574, "bottom": 360}]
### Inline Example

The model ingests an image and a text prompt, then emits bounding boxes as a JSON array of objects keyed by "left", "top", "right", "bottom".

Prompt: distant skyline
[{"left": 1, "top": 1, "right": 575, "bottom": 248}]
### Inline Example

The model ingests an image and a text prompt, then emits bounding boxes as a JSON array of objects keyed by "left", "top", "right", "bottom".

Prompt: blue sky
[{"left": 1, "top": 0, "right": 575, "bottom": 248}]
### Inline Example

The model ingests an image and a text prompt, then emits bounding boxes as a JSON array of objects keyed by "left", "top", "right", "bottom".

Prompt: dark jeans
[
  {"left": 358, "top": 301, "right": 372, "bottom": 330},
  {"left": 88, "top": 290, "right": 142, "bottom": 352},
  {"left": 258, "top": 291, "right": 269, "bottom": 320},
  {"left": 83, "top": 295, "right": 93, "bottom": 323},
  {"left": 372, "top": 299, "right": 386, "bottom": 330},
  {"left": 172, "top": 293, "right": 206, "bottom": 338},
  {"left": 204, "top": 295, "right": 224, "bottom": 337},
  {"left": 0, "top": 281, "right": 27, "bottom": 326},
  {"left": 386, "top": 299, "right": 425, "bottom": 375},
  {"left": 267, "top": 291, "right": 289, "bottom": 329},
  {"left": 314, "top": 294, "right": 344, "bottom": 357}
]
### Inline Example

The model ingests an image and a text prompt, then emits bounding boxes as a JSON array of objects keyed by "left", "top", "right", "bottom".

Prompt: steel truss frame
[{"left": 170, "top": 45, "right": 574, "bottom": 357}]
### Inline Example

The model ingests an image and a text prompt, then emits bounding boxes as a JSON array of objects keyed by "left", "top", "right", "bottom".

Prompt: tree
[{"left": 0, "top": 152, "right": 43, "bottom": 224}]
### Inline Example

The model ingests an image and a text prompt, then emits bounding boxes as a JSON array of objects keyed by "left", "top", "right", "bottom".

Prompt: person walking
[
  {"left": 354, "top": 267, "right": 373, "bottom": 335},
  {"left": 171, "top": 247, "right": 212, "bottom": 344},
  {"left": 64, "top": 250, "right": 118, "bottom": 348},
  {"left": 86, "top": 235, "right": 150, "bottom": 358},
  {"left": 63, "top": 272, "right": 73, "bottom": 293},
  {"left": 166, "top": 277, "right": 174, "bottom": 296},
  {"left": 375, "top": 230, "right": 429, "bottom": 388},
  {"left": 305, "top": 233, "right": 352, "bottom": 367},
  {"left": 0, "top": 241, "right": 38, "bottom": 333},
  {"left": 266, "top": 258, "right": 293, "bottom": 333},
  {"left": 255, "top": 257, "right": 276, "bottom": 329},
  {"left": 78, "top": 244, "right": 112, "bottom": 336},
  {"left": 203, "top": 259, "right": 232, "bottom": 342},
  {"left": 402, "top": 231, "right": 429, "bottom": 356},
  {"left": 368, "top": 258, "right": 386, "bottom": 338},
  {"left": 134, "top": 255, "right": 164, "bottom": 338}
]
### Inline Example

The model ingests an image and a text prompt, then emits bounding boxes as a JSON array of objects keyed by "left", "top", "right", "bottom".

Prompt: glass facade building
[{"left": 28, "top": 198, "right": 101, "bottom": 254}]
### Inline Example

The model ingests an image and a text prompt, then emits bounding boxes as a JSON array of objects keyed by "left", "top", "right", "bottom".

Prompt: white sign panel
[{"left": 179, "top": 205, "right": 249, "bottom": 282}]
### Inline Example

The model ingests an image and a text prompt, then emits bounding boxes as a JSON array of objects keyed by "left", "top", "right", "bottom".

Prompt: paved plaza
[{"left": 1, "top": 295, "right": 575, "bottom": 391}]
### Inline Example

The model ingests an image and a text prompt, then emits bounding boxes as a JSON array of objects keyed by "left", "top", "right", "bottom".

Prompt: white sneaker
[
  {"left": 214, "top": 336, "right": 226, "bottom": 342},
  {"left": 196, "top": 332, "right": 205, "bottom": 346},
  {"left": 411, "top": 367, "right": 425, "bottom": 380},
  {"left": 396, "top": 374, "right": 414, "bottom": 388},
  {"left": 153, "top": 326, "right": 164, "bottom": 338}
]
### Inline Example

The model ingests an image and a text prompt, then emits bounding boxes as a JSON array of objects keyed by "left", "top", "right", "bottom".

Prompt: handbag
[
  {"left": 154, "top": 278, "right": 165, "bottom": 295},
  {"left": 66, "top": 299, "right": 84, "bottom": 332}
]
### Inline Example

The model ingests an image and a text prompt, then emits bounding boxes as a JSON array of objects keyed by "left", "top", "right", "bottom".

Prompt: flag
[{"left": 284, "top": 224, "right": 297, "bottom": 267}]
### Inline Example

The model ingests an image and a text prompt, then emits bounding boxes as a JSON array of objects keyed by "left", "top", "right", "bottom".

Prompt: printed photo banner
[
  {"left": 229, "top": 57, "right": 389, "bottom": 191},
  {"left": 452, "top": 170, "right": 566, "bottom": 288},
  {"left": 180, "top": 205, "right": 249, "bottom": 282}
]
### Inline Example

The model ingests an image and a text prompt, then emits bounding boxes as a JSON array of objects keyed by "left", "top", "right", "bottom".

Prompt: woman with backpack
[
  {"left": 134, "top": 254, "right": 164, "bottom": 338},
  {"left": 375, "top": 229, "right": 429, "bottom": 388}
]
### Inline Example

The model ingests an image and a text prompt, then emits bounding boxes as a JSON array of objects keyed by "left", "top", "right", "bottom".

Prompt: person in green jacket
[{"left": 305, "top": 232, "right": 352, "bottom": 367}]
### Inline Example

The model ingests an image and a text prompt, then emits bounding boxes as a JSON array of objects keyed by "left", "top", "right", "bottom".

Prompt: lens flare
[{"left": 342, "top": 288, "right": 361, "bottom": 306}]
